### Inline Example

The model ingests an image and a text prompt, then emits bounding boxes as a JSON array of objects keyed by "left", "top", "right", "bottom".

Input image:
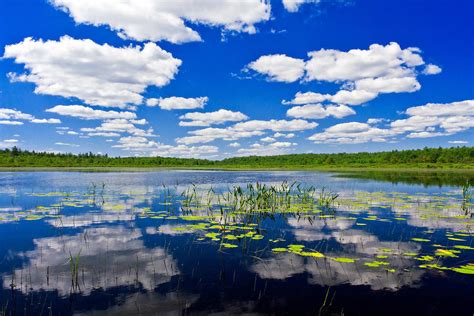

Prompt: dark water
[{"left": 0, "top": 170, "right": 472, "bottom": 315}]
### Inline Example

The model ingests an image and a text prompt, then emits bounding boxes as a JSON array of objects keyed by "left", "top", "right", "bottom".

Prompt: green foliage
[{"left": 0, "top": 146, "right": 473, "bottom": 169}]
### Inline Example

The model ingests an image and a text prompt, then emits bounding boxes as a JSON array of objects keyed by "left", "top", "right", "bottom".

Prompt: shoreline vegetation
[{"left": 0, "top": 146, "right": 473, "bottom": 171}]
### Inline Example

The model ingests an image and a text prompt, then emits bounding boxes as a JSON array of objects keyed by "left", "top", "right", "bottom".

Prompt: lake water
[{"left": 0, "top": 170, "right": 472, "bottom": 315}]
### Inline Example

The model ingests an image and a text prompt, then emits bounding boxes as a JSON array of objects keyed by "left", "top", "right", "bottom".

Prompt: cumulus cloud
[
  {"left": 50, "top": 0, "right": 271, "bottom": 44},
  {"left": 3, "top": 139, "right": 18, "bottom": 143},
  {"left": 261, "top": 137, "right": 276, "bottom": 142},
  {"left": 309, "top": 122, "right": 395, "bottom": 144},
  {"left": 305, "top": 43, "right": 424, "bottom": 82},
  {"left": 4, "top": 36, "right": 181, "bottom": 108},
  {"left": 423, "top": 64, "right": 442, "bottom": 75},
  {"left": 233, "top": 119, "right": 317, "bottom": 132},
  {"left": 81, "top": 119, "right": 155, "bottom": 137},
  {"left": 30, "top": 118, "right": 61, "bottom": 124},
  {"left": 177, "top": 119, "right": 317, "bottom": 145},
  {"left": 46, "top": 105, "right": 137, "bottom": 120},
  {"left": 146, "top": 97, "right": 208, "bottom": 110},
  {"left": 287, "top": 104, "right": 355, "bottom": 119},
  {"left": 112, "top": 135, "right": 218, "bottom": 158},
  {"left": 249, "top": 43, "right": 441, "bottom": 113},
  {"left": 284, "top": 89, "right": 377, "bottom": 107},
  {"left": 274, "top": 132, "right": 295, "bottom": 138},
  {"left": 55, "top": 142, "right": 79, "bottom": 147},
  {"left": 237, "top": 141, "right": 297, "bottom": 156},
  {"left": 282, "top": 0, "right": 321, "bottom": 12},
  {"left": 0, "top": 120, "right": 23, "bottom": 125},
  {"left": 247, "top": 54, "right": 305, "bottom": 82},
  {"left": 0, "top": 108, "right": 60, "bottom": 125},
  {"left": 405, "top": 100, "right": 474, "bottom": 117},
  {"left": 391, "top": 100, "right": 474, "bottom": 136},
  {"left": 179, "top": 109, "right": 248, "bottom": 126},
  {"left": 309, "top": 100, "right": 474, "bottom": 143}
]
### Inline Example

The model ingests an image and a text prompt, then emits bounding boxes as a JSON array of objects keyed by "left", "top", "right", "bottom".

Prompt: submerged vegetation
[{"left": 1, "top": 146, "right": 473, "bottom": 169}]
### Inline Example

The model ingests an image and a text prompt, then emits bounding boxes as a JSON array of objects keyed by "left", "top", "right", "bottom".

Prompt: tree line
[{"left": 0, "top": 146, "right": 473, "bottom": 168}]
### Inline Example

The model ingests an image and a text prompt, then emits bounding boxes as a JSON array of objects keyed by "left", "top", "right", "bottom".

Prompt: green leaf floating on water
[
  {"left": 272, "top": 248, "right": 287, "bottom": 253},
  {"left": 447, "top": 237, "right": 466, "bottom": 242},
  {"left": 451, "top": 264, "right": 474, "bottom": 275},
  {"left": 364, "top": 261, "right": 389, "bottom": 268},
  {"left": 453, "top": 245, "right": 474, "bottom": 250},
  {"left": 221, "top": 243, "right": 238, "bottom": 249},
  {"left": 411, "top": 238, "right": 431, "bottom": 242},
  {"left": 300, "top": 251, "right": 325, "bottom": 258},
  {"left": 25, "top": 215, "right": 44, "bottom": 221},
  {"left": 435, "top": 249, "right": 458, "bottom": 258},
  {"left": 331, "top": 257, "right": 356, "bottom": 263},
  {"left": 416, "top": 255, "right": 435, "bottom": 261},
  {"left": 204, "top": 232, "right": 220, "bottom": 239}
]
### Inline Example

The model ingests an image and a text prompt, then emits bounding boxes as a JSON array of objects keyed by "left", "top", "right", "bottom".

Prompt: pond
[{"left": 0, "top": 170, "right": 472, "bottom": 315}]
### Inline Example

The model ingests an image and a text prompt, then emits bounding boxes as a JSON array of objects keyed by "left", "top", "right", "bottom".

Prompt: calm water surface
[{"left": 0, "top": 171, "right": 472, "bottom": 315}]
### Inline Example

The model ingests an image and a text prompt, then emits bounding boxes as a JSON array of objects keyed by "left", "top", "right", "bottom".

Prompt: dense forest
[{"left": 0, "top": 146, "right": 473, "bottom": 169}]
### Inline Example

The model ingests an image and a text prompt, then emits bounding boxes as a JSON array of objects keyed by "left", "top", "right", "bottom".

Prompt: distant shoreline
[{"left": 1, "top": 166, "right": 473, "bottom": 173}]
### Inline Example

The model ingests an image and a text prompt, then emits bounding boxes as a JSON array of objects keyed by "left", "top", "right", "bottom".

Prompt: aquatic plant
[{"left": 69, "top": 250, "right": 82, "bottom": 292}]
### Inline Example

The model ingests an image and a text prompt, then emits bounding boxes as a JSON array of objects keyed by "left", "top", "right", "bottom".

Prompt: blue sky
[{"left": 0, "top": 0, "right": 473, "bottom": 158}]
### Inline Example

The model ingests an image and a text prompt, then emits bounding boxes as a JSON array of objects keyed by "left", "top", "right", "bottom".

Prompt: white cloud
[
  {"left": 282, "top": 0, "right": 321, "bottom": 12},
  {"left": 282, "top": 91, "right": 331, "bottom": 105},
  {"left": 284, "top": 89, "right": 377, "bottom": 107},
  {"left": 55, "top": 142, "right": 79, "bottom": 147},
  {"left": 261, "top": 137, "right": 276, "bottom": 142},
  {"left": 309, "top": 100, "right": 474, "bottom": 144},
  {"left": 308, "top": 122, "right": 396, "bottom": 144},
  {"left": 228, "top": 142, "right": 241, "bottom": 147},
  {"left": 247, "top": 54, "right": 305, "bottom": 82},
  {"left": 405, "top": 100, "right": 474, "bottom": 117},
  {"left": 4, "top": 36, "right": 181, "bottom": 108},
  {"left": 354, "top": 76, "right": 420, "bottom": 94},
  {"left": 113, "top": 136, "right": 159, "bottom": 150},
  {"left": 0, "top": 108, "right": 60, "bottom": 124},
  {"left": 391, "top": 100, "right": 474, "bottom": 135},
  {"left": 448, "top": 140, "right": 468, "bottom": 144},
  {"left": 367, "top": 118, "right": 385, "bottom": 124},
  {"left": 273, "top": 132, "right": 295, "bottom": 138},
  {"left": 3, "top": 139, "right": 19, "bottom": 143},
  {"left": 151, "top": 145, "right": 219, "bottom": 158},
  {"left": 30, "top": 118, "right": 61, "bottom": 124},
  {"left": 89, "top": 132, "right": 121, "bottom": 137},
  {"left": 237, "top": 141, "right": 297, "bottom": 156},
  {"left": 406, "top": 131, "right": 449, "bottom": 138},
  {"left": 50, "top": 0, "right": 271, "bottom": 44},
  {"left": 0, "top": 120, "right": 23, "bottom": 125},
  {"left": 177, "top": 119, "right": 316, "bottom": 145},
  {"left": 330, "top": 89, "right": 378, "bottom": 105},
  {"left": 179, "top": 109, "right": 248, "bottom": 126},
  {"left": 305, "top": 43, "right": 424, "bottom": 82},
  {"left": 423, "top": 64, "right": 442, "bottom": 75},
  {"left": 81, "top": 119, "right": 155, "bottom": 137},
  {"left": 287, "top": 104, "right": 355, "bottom": 119},
  {"left": 46, "top": 105, "right": 137, "bottom": 120},
  {"left": 112, "top": 136, "right": 219, "bottom": 158},
  {"left": 147, "top": 97, "right": 208, "bottom": 110},
  {"left": 0, "top": 108, "right": 34, "bottom": 120},
  {"left": 233, "top": 119, "right": 317, "bottom": 132},
  {"left": 250, "top": 43, "right": 440, "bottom": 110}
]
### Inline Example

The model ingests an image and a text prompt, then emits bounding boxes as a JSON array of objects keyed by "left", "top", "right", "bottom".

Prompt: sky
[{"left": 0, "top": 0, "right": 473, "bottom": 159}]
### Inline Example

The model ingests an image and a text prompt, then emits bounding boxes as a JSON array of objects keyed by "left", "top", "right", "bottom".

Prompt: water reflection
[
  {"left": 4, "top": 226, "right": 179, "bottom": 296},
  {"left": 0, "top": 171, "right": 472, "bottom": 315}
]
